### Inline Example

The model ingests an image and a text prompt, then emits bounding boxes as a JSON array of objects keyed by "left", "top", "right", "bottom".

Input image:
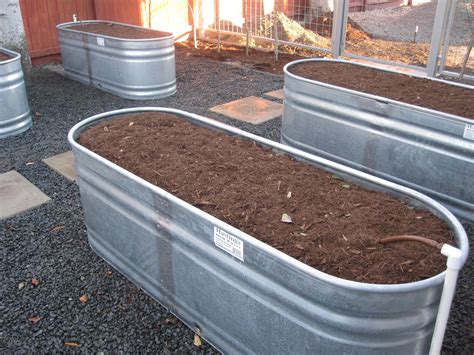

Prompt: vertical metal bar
[
  {"left": 148, "top": 0, "right": 152, "bottom": 28},
  {"left": 216, "top": 0, "right": 220, "bottom": 53},
  {"left": 427, "top": 0, "right": 450, "bottom": 77},
  {"left": 274, "top": 0, "right": 279, "bottom": 61},
  {"left": 459, "top": 40, "right": 473, "bottom": 79},
  {"left": 244, "top": 0, "right": 249, "bottom": 56},
  {"left": 439, "top": 0, "right": 457, "bottom": 73},
  {"left": 331, "top": 0, "right": 349, "bottom": 58},
  {"left": 193, "top": 0, "right": 198, "bottom": 48},
  {"left": 198, "top": 0, "right": 205, "bottom": 40}
]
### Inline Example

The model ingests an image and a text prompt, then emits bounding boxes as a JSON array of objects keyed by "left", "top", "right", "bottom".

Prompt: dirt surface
[
  {"left": 176, "top": 41, "right": 326, "bottom": 74},
  {"left": 345, "top": 37, "right": 433, "bottom": 66},
  {"left": 0, "top": 52, "right": 12, "bottom": 61},
  {"left": 349, "top": 2, "right": 473, "bottom": 46},
  {"left": 290, "top": 61, "right": 474, "bottom": 118},
  {"left": 65, "top": 23, "right": 169, "bottom": 39},
  {"left": 179, "top": 37, "right": 467, "bottom": 80},
  {"left": 79, "top": 112, "right": 454, "bottom": 284}
]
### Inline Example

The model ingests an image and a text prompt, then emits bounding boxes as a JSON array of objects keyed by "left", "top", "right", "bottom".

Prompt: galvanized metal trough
[
  {"left": 282, "top": 58, "right": 474, "bottom": 223},
  {"left": 0, "top": 47, "right": 32, "bottom": 138},
  {"left": 69, "top": 107, "right": 468, "bottom": 354},
  {"left": 57, "top": 21, "right": 176, "bottom": 100}
]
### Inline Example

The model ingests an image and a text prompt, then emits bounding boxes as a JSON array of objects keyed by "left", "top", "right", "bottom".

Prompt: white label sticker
[
  {"left": 213, "top": 226, "right": 244, "bottom": 261},
  {"left": 463, "top": 124, "right": 474, "bottom": 141},
  {"left": 96, "top": 37, "right": 105, "bottom": 46}
]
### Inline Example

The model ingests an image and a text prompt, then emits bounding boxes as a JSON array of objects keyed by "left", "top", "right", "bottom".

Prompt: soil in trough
[
  {"left": 289, "top": 61, "right": 474, "bottom": 119},
  {"left": 0, "top": 52, "right": 12, "bottom": 61},
  {"left": 66, "top": 23, "right": 169, "bottom": 39},
  {"left": 79, "top": 112, "right": 454, "bottom": 284}
]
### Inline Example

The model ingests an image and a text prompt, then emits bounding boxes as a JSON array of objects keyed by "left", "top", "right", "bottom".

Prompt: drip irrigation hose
[{"left": 379, "top": 235, "right": 443, "bottom": 249}]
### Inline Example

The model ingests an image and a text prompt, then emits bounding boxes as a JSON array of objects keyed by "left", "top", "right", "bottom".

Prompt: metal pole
[
  {"left": 438, "top": 0, "right": 456, "bottom": 73},
  {"left": 331, "top": 0, "right": 349, "bottom": 58},
  {"left": 216, "top": 0, "right": 220, "bottom": 53},
  {"left": 459, "top": 39, "right": 473, "bottom": 79},
  {"left": 427, "top": 0, "right": 450, "bottom": 77},
  {"left": 198, "top": 0, "right": 205, "bottom": 40},
  {"left": 148, "top": 0, "right": 152, "bottom": 28},
  {"left": 244, "top": 0, "right": 249, "bottom": 56},
  {"left": 274, "top": 0, "right": 279, "bottom": 61},
  {"left": 193, "top": 0, "right": 198, "bottom": 48}
]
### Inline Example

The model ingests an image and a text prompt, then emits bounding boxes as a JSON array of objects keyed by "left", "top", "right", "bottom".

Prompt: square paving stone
[
  {"left": 43, "top": 151, "right": 77, "bottom": 182},
  {"left": 264, "top": 89, "right": 284, "bottom": 100},
  {"left": 210, "top": 96, "right": 283, "bottom": 125},
  {"left": 0, "top": 171, "right": 50, "bottom": 220}
]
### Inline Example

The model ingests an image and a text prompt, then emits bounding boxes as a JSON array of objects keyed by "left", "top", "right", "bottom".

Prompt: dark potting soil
[
  {"left": 289, "top": 61, "right": 474, "bottom": 119},
  {"left": 66, "top": 23, "right": 169, "bottom": 39},
  {"left": 79, "top": 112, "right": 454, "bottom": 284},
  {"left": 0, "top": 52, "right": 12, "bottom": 61}
]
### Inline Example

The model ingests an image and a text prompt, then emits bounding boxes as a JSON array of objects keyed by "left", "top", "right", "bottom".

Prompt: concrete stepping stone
[
  {"left": 210, "top": 96, "right": 283, "bottom": 125},
  {"left": 264, "top": 89, "right": 284, "bottom": 100},
  {"left": 0, "top": 170, "right": 50, "bottom": 220},
  {"left": 43, "top": 151, "right": 77, "bottom": 182}
]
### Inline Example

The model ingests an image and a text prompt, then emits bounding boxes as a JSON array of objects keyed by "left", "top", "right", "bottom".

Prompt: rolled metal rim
[
  {"left": 57, "top": 20, "right": 174, "bottom": 42},
  {"left": 0, "top": 47, "right": 21, "bottom": 64},
  {"left": 68, "top": 107, "right": 469, "bottom": 292},
  {"left": 284, "top": 58, "right": 474, "bottom": 123}
]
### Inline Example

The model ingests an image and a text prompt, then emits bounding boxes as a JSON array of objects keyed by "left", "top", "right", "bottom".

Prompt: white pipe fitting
[{"left": 429, "top": 244, "right": 463, "bottom": 355}]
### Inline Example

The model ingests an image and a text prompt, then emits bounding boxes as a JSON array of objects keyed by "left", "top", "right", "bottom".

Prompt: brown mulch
[
  {"left": 289, "top": 61, "right": 474, "bottom": 118},
  {"left": 0, "top": 52, "right": 12, "bottom": 61},
  {"left": 79, "top": 112, "right": 454, "bottom": 284},
  {"left": 65, "top": 23, "right": 169, "bottom": 39}
]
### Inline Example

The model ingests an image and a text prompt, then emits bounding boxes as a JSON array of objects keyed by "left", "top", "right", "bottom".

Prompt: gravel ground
[
  {"left": 349, "top": 1, "right": 473, "bottom": 45},
  {"left": 1, "top": 52, "right": 473, "bottom": 353}
]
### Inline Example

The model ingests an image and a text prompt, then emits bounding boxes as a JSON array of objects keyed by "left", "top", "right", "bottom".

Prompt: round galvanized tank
[{"left": 0, "top": 48, "right": 32, "bottom": 138}]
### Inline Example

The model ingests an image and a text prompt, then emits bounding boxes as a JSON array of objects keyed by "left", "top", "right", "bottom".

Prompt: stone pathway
[
  {"left": 264, "top": 89, "right": 284, "bottom": 100},
  {"left": 0, "top": 170, "right": 50, "bottom": 220},
  {"left": 210, "top": 96, "right": 283, "bottom": 125},
  {"left": 43, "top": 151, "right": 77, "bottom": 182}
]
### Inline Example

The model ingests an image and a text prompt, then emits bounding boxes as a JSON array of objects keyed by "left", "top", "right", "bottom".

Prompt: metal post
[
  {"left": 193, "top": 0, "right": 198, "bottom": 48},
  {"left": 148, "top": 0, "right": 152, "bottom": 28},
  {"left": 216, "top": 0, "right": 220, "bottom": 53},
  {"left": 439, "top": 0, "right": 457, "bottom": 73},
  {"left": 331, "top": 0, "right": 349, "bottom": 58},
  {"left": 198, "top": 0, "right": 205, "bottom": 40},
  {"left": 244, "top": 0, "right": 249, "bottom": 56},
  {"left": 274, "top": 0, "right": 279, "bottom": 61},
  {"left": 427, "top": 0, "right": 450, "bottom": 77},
  {"left": 459, "top": 39, "right": 473, "bottom": 79}
]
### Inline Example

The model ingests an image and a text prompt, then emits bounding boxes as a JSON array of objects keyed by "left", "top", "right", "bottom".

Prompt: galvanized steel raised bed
[
  {"left": 282, "top": 58, "right": 474, "bottom": 223},
  {"left": 0, "top": 48, "right": 32, "bottom": 138},
  {"left": 57, "top": 21, "right": 176, "bottom": 100},
  {"left": 69, "top": 107, "right": 468, "bottom": 354}
]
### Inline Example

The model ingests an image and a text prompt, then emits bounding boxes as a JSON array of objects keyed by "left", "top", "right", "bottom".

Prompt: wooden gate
[{"left": 19, "top": 0, "right": 96, "bottom": 59}]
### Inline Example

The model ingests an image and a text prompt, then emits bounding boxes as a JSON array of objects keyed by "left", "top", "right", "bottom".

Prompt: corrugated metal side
[
  {"left": 57, "top": 21, "right": 176, "bottom": 100},
  {"left": 282, "top": 58, "right": 474, "bottom": 223},
  {"left": 69, "top": 107, "right": 469, "bottom": 354},
  {"left": 0, "top": 48, "right": 32, "bottom": 138},
  {"left": 19, "top": 0, "right": 96, "bottom": 58}
]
